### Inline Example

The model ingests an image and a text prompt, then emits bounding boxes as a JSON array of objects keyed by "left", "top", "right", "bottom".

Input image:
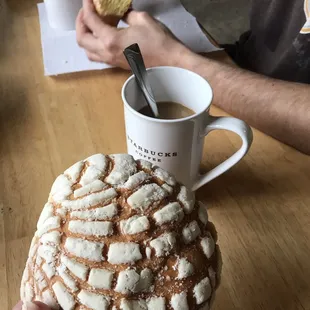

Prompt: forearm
[{"left": 179, "top": 50, "right": 310, "bottom": 154}]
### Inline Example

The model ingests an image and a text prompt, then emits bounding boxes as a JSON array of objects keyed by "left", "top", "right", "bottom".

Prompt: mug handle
[{"left": 192, "top": 115, "right": 253, "bottom": 191}]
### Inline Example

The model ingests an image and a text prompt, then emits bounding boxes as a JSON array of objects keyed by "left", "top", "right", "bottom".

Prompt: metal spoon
[{"left": 123, "top": 43, "right": 159, "bottom": 118}]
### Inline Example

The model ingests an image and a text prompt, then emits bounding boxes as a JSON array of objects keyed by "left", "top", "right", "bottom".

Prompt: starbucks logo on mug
[{"left": 127, "top": 136, "right": 178, "bottom": 163}]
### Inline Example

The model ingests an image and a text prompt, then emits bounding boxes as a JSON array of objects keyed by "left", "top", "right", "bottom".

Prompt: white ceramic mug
[
  {"left": 44, "top": 0, "right": 82, "bottom": 31},
  {"left": 122, "top": 67, "right": 253, "bottom": 191}
]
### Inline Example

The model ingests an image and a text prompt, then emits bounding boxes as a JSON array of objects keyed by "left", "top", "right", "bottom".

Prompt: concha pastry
[
  {"left": 93, "top": 0, "right": 132, "bottom": 26},
  {"left": 20, "top": 154, "right": 221, "bottom": 310}
]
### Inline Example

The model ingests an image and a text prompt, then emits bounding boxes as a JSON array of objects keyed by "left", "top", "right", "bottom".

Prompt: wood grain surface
[{"left": 1, "top": 1, "right": 310, "bottom": 310}]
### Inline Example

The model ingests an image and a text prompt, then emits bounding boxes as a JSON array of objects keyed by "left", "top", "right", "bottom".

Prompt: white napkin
[{"left": 37, "top": 0, "right": 219, "bottom": 76}]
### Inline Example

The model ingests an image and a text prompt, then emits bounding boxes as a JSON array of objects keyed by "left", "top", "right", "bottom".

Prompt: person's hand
[
  {"left": 13, "top": 301, "right": 51, "bottom": 310},
  {"left": 76, "top": 0, "right": 190, "bottom": 69}
]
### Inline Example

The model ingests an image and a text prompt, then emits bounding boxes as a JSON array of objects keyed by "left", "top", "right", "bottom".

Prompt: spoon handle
[{"left": 124, "top": 44, "right": 159, "bottom": 118}]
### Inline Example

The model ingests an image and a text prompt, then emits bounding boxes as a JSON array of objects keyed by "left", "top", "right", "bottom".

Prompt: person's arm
[
  {"left": 180, "top": 51, "right": 310, "bottom": 154},
  {"left": 76, "top": 0, "right": 310, "bottom": 154}
]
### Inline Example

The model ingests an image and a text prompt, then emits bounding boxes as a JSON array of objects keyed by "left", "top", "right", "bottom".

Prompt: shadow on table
[
  {"left": 49, "top": 67, "right": 129, "bottom": 83},
  {"left": 196, "top": 160, "right": 305, "bottom": 205},
  {"left": 0, "top": 79, "right": 29, "bottom": 158}
]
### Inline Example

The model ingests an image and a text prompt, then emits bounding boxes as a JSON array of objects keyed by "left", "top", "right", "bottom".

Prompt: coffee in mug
[{"left": 139, "top": 101, "right": 195, "bottom": 119}]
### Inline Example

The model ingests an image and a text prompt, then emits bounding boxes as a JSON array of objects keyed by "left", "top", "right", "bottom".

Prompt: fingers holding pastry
[
  {"left": 93, "top": 0, "right": 132, "bottom": 23},
  {"left": 82, "top": 0, "right": 111, "bottom": 33},
  {"left": 76, "top": 9, "right": 100, "bottom": 52}
]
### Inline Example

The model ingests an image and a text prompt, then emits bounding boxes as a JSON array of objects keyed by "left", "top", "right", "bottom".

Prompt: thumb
[
  {"left": 123, "top": 10, "right": 154, "bottom": 25},
  {"left": 21, "top": 301, "right": 51, "bottom": 310}
]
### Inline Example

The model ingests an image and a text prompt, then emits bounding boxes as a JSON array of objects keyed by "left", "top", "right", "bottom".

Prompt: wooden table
[{"left": 1, "top": 1, "right": 310, "bottom": 310}]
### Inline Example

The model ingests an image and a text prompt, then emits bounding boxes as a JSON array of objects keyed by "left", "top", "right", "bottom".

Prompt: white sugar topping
[
  {"left": 50, "top": 175, "right": 73, "bottom": 203},
  {"left": 145, "top": 247, "right": 152, "bottom": 259},
  {"left": 57, "top": 265, "right": 78, "bottom": 292},
  {"left": 161, "top": 183, "right": 174, "bottom": 194},
  {"left": 127, "top": 184, "right": 167, "bottom": 211},
  {"left": 122, "top": 171, "right": 149, "bottom": 190},
  {"left": 24, "top": 282, "right": 34, "bottom": 302},
  {"left": 87, "top": 154, "right": 109, "bottom": 171},
  {"left": 120, "top": 215, "right": 150, "bottom": 235},
  {"left": 61, "top": 255, "right": 89, "bottom": 281},
  {"left": 37, "top": 203, "right": 54, "bottom": 229},
  {"left": 182, "top": 221, "right": 201, "bottom": 244},
  {"left": 120, "top": 299, "right": 147, "bottom": 310},
  {"left": 153, "top": 167, "right": 176, "bottom": 186},
  {"left": 115, "top": 269, "right": 140, "bottom": 294},
  {"left": 200, "top": 233, "right": 215, "bottom": 259},
  {"left": 65, "top": 237, "right": 104, "bottom": 262},
  {"left": 20, "top": 281, "right": 25, "bottom": 302},
  {"left": 153, "top": 202, "right": 184, "bottom": 225},
  {"left": 147, "top": 297, "right": 165, "bottom": 310},
  {"left": 177, "top": 186, "right": 195, "bottom": 214},
  {"left": 56, "top": 207, "right": 67, "bottom": 217},
  {"left": 88, "top": 268, "right": 114, "bottom": 289},
  {"left": 36, "top": 255, "right": 43, "bottom": 267},
  {"left": 74, "top": 180, "right": 107, "bottom": 198},
  {"left": 78, "top": 290, "right": 110, "bottom": 310},
  {"left": 21, "top": 265, "right": 29, "bottom": 288},
  {"left": 21, "top": 261, "right": 30, "bottom": 300},
  {"left": 42, "top": 262, "right": 56, "bottom": 279},
  {"left": 64, "top": 161, "right": 84, "bottom": 183},
  {"left": 150, "top": 232, "right": 176, "bottom": 257},
  {"left": 41, "top": 289, "right": 58, "bottom": 309},
  {"left": 35, "top": 216, "right": 60, "bottom": 237},
  {"left": 115, "top": 268, "right": 153, "bottom": 294},
  {"left": 106, "top": 154, "right": 137, "bottom": 185},
  {"left": 139, "top": 159, "right": 153, "bottom": 170},
  {"left": 108, "top": 243, "right": 142, "bottom": 265},
  {"left": 41, "top": 231, "right": 61, "bottom": 245},
  {"left": 68, "top": 220, "right": 113, "bottom": 237},
  {"left": 80, "top": 166, "right": 104, "bottom": 186},
  {"left": 198, "top": 202, "right": 208, "bottom": 225},
  {"left": 62, "top": 188, "right": 117, "bottom": 210},
  {"left": 171, "top": 292, "right": 189, "bottom": 310},
  {"left": 34, "top": 269, "right": 47, "bottom": 291},
  {"left": 79, "top": 154, "right": 108, "bottom": 186},
  {"left": 70, "top": 203, "right": 118, "bottom": 220},
  {"left": 28, "top": 241, "right": 38, "bottom": 259},
  {"left": 177, "top": 258, "right": 195, "bottom": 279},
  {"left": 30, "top": 236, "right": 36, "bottom": 248},
  {"left": 53, "top": 281, "right": 75, "bottom": 310},
  {"left": 37, "top": 244, "right": 58, "bottom": 263},
  {"left": 193, "top": 277, "right": 212, "bottom": 305}
]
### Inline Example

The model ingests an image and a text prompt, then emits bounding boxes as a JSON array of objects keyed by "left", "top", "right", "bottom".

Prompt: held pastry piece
[
  {"left": 93, "top": 0, "right": 132, "bottom": 25},
  {"left": 20, "top": 154, "right": 221, "bottom": 310}
]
